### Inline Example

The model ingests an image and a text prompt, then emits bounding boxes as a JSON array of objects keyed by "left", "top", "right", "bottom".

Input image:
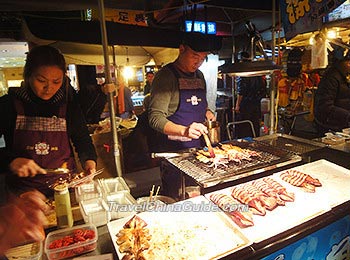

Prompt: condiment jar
[{"left": 54, "top": 183, "right": 73, "bottom": 228}]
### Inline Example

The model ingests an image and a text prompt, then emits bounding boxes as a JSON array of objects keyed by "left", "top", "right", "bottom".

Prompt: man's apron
[
  {"left": 8, "top": 98, "right": 76, "bottom": 196},
  {"left": 165, "top": 65, "right": 207, "bottom": 151}
]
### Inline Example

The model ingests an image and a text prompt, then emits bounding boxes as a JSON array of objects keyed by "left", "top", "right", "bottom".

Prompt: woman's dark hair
[{"left": 23, "top": 45, "right": 66, "bottom": 81}]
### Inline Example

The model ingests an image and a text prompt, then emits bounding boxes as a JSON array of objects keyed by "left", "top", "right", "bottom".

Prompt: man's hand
[
  {"left": 184, "top": 122, "right": 208, "bottom": 139},
  {"left": 205, "top": 109, "right": 216, "bottom": 121}
]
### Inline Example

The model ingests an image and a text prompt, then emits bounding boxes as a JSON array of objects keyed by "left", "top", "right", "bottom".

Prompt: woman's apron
[{"left": 8, "top": 98, "right": 76, "bottom": 196}]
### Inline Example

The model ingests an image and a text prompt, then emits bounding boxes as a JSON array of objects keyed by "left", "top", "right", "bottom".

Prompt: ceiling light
[
  {"left": 220, "top": 21, "right": 281, "bottom": 77},
  {"left": 327, "top": 30, "right": 337, "bottom": 39},
  {"left": 309, "top": 36, "right": 315, "bottom": 45},
  {"left": 219, "top": 60, "right": 281, "bottom": 77}
]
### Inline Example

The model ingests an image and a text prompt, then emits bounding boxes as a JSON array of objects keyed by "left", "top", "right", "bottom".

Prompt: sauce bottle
[{"left": 54, "top": 183, "right": 73, "bottom": 228}]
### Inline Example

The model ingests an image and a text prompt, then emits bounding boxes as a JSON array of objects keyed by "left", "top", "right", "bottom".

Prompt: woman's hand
[
  {"left": 9, "top": 158, "right": 47, "bottom": 177},
  {"left": 84, "top": 160, "right": 96, "bottom": 175}
]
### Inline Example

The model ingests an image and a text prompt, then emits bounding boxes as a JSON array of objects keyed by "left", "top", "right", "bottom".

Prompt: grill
[
  {"left": 256, "top": 134, "right": 325, "bottom": 155},
  {"left": 165, "top": 140, "right": 301, "bottom": 188}
]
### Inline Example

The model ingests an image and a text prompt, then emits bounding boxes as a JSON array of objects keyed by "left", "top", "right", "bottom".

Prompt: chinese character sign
[
  {"left": 185, "top": 20, "right": 216, "bottom": 34},
  {"left": 91, "top": 9, "right": 147, "bottom": 26},
  {"left": 280, "top": 0, "right": 346, "bottom": 40}
]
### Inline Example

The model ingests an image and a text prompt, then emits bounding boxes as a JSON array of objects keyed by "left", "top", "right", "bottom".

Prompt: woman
[{"left": 0, "top": 45, "right": 97, "bottom": 197}]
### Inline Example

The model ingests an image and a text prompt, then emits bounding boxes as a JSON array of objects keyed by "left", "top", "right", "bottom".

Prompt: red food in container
[{"left": 44, "top": 224, "right": 98, "bottom": 260}]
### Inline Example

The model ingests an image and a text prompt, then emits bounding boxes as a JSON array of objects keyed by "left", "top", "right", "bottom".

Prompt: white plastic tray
[
  {"left": 107, "top": 196, "right": 251, "bottom": 260},
  {"left": 206, "top": 159, "right": 350, "bottom": 243}
]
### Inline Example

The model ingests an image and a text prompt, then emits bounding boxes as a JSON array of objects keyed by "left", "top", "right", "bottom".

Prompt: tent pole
[
  {"left": 97, "top": 0, "right": 123, "bottom": 177},
  {"left": 269, "top": 0, "right": 276, "bottom": 134}
]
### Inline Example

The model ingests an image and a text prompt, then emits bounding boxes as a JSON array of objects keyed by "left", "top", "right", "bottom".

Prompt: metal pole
[
  {"left": 231, "top": 22, "right": 236, "bottom": 129},
  {"left": 97, "top": 0, "right": 123, "bottom": 177},
  {"left": 269, "top": 0, "right": 276, "bottom": 134}
]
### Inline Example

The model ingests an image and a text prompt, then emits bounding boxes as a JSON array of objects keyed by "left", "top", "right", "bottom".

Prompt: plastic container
[
  {"left": 5, "top": 241, "right": 42, "bottom": 260},
  {"left": 75, "top": 181, "right": 102, "bottom": 203},
  {"left": 99, "top": 177, "right": 130, "bottom": 198},
  {"left": 44, "top": 223, "right": 97, "bottom": 260},
  {"left": 106, "top": 191, "right": 137, "bottom": 219},
  {"left": 80, "top": 198, "right": 111, "bottom": 227}
]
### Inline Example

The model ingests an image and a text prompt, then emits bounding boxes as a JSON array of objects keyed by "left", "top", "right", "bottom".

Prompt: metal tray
[{"left": 255, "top": 133, "right": 325, "bottom": 155}]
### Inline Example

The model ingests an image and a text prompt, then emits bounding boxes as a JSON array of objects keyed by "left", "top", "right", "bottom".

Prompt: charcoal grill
[{"left": 164, "top": 139, "right": 302, "bottom": 195}]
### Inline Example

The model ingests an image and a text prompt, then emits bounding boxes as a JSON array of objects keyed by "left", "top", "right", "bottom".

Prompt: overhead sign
[
  {"left": 185, "top": 20, "right": 216, "bottom": 34},
  {"left": 280, "top": 0, "right": 346, "bottom": 41},
  {"left": 91, "top": 9, "right": 147, "bottom": 26},
  {"left": 324, "top": 0, "right": 350, "bottom": 22}
]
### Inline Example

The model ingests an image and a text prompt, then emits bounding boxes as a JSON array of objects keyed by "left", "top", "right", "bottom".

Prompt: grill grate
[
  {"left": 167, "top": 141, "right": 300, "bottom": 187},
  {"left": 258, "top": 136, "right": 323, "bottom": 155}
]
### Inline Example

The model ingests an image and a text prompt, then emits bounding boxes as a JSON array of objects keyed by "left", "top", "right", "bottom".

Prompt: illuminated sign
[
  {"left": 185, "top": 20, "right": 216, "bottom": 34},
  {"left": 324, "top": 0, "right": 350, "bottom": 22}
]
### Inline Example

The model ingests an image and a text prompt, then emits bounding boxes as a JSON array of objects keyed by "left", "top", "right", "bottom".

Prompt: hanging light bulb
[
  {"left": 309, "top": 35, "right": 315, "bottom": 45},
  {"left": 123, "top": 66, "right": 134, "bottom": 80},
  {"left": 327, "top": 29, "right": 337, "bottom": 39},
  {"left": 122, "top": 47, "right": 134, "bottom": 81}
]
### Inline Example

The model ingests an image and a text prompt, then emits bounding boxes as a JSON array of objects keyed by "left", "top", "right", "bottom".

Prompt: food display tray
[
  {"left": 205, "top": 159, "right": 350, "bottom": 243},
  {"left": 107, "top": 196, "right": 251, "bottom": 260}
]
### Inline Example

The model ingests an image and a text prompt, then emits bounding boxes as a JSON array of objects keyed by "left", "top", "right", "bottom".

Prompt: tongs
[
  {"left": 151, "top": 148, "right": 197, "bottom": 159},
  {"left": 44, "top": 168, "right": 70, "bottom": 174},
  {"left": 68, "top": 168, "right": 104, "bottom": 188}
]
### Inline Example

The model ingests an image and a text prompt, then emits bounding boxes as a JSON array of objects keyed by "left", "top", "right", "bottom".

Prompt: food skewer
[{"left": 154, "top": 186, "right": 160, "bottom": 199}]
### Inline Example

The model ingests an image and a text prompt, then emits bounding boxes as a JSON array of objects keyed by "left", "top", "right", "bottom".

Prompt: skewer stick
[
  {"left": 149, "top": 185, "right": 155, "bottom": 203},
  {"left": 155, "top": 186, "right": 160, "bottom": 198}
]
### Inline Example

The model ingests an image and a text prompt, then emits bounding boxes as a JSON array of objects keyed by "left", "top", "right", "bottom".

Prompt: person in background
[
  {"left": 143, "top": 71, "right": 154, "bottom": 96},
  {"left": 123, "top": 93, "right": 159, "bottom": 171},
  {"left": 234, "top": 51, "right": 267, "bottom": 138},
  {"left": 116, "top": 74, "right": 135, "bottom": 119},
  {"left": 148, "top": 32, "right": 218, "bottom": 199},
  {"left": 0, "top": 45, "right": 97, "bottom": 197},
  {"left": 77, "top": 66, "right": 107, "bottom": 124},
  {"left": 0, "top": 190, "right": 50, "bottom": 255},
  {"left": 314, "top": 45, "right": 350, "bottom": 135}
]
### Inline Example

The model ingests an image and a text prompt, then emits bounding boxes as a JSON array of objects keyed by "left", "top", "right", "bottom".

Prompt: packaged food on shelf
[
  {"left": 44, "top": 223, "right": 97, "bottom": 260},
  {"left": 80, "top": 198, "right": 111, "bottom": 227}
]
